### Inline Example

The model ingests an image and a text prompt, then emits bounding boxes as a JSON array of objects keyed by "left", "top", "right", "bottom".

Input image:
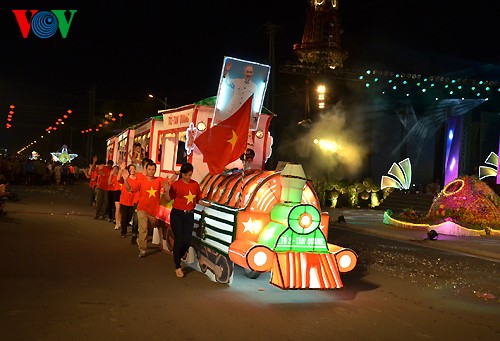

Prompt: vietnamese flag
[{"left": 195, "top": 95, "right": 252, "bottom": 174}]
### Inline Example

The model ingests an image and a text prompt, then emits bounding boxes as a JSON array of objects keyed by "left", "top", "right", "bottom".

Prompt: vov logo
[{"left": 12, "top": 10, "right": 77, "bottom": 39}]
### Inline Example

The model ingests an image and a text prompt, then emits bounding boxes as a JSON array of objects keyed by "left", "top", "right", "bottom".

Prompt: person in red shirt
[
  {"left": 94, "top": 160, "right": 113, "bottom": 219},
  {"left": 83, "top": 155, "right": 98, "bottom": 206},
  {"left": 123, "top": 161, "right": 170, "bottom": 258},
  {"left": 108, "top": 165, "right": 122, "bottom": 230},
  {"left": 117, "top": 163, "right": 137, "bottom": 238},
  {"left": 164, "top": 162, "right": 202, "bottom": 278}
]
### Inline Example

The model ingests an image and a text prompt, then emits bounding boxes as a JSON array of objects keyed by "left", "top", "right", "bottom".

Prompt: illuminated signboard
[{"left": 214, "top": 56, "right": 270, "bottom": 131}]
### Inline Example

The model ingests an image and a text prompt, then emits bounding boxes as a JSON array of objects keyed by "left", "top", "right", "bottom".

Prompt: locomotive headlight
[
  {"left": 299, "top": 213, "right": 312, "bottom": 228},
  {"left": 339, "top": 254, "right": 352, "bottom": 269},
  {"left": 253, "top": 251, "right": 268, "bottom": 266}
]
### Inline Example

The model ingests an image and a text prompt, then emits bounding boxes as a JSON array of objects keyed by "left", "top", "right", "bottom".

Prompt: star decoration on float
[
  {"left": 227, "top": 130, "right": 238, "bottom": 151},
  {"left": 242, "top": 218, "right": 255, "bottom": 234},
  {"left": 50, "top": 145, "right": 78, "bottom": 164},
  {"left": 146, "top": 187, "right": 157, "bottom": 198},
  {"left": 242, "top": 217, "right": 262, "bottom": 235},
  {"left": 184, "top": 191, "right": 196, "bottom": 204}
]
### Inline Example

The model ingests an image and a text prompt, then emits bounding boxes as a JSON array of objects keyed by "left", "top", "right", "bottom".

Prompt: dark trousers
[
  {"left": 120, "top": 204, "right": 135, "bottom": 235},
  {"left": 170, "top": 208, "right": 194, "bottom": 269},
  {"left": 94, "top": 188, "right": 108, "bottom": 218},
  {"left": 89, "top": 187, "right": 95, "bottom": 206},
  {"left": 131, "top": 203, "right": 139, "bottom": 235}
]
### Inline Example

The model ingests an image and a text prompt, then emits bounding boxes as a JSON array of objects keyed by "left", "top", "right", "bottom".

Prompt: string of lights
[
  {"left": 5, "top": 105, "right": 15, "bottom": 129},
  {"left": 80, "top": 112, "right": 124, "bottom": 134},
  {"left": 358, "top": 69, "right": 500, "bottom": 100},
  {"left": 17, "top": 108, "right": 74, "bottom": 154}
]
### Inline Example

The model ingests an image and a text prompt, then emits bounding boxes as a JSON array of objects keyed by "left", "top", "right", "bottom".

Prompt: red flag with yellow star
[{"left": 195, "top": 95, "right": 252, "bottom": 174}]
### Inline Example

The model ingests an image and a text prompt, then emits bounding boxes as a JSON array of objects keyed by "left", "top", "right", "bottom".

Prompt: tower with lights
[
  {"left": 293, "top": 0, "right": 347, "bottom": 70},
  {"left": 284, "top": 0, "right": 348, "bottom": 125}
]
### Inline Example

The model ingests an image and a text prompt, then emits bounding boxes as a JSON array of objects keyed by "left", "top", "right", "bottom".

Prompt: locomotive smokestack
[{"left": 280, "top": 163, "right": 307, "bottom": 204}]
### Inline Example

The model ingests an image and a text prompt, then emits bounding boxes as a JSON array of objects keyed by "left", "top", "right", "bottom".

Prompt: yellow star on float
[
  {"left": 227, "top": 130, "right": 238, "bottom": 151},
  {"left": 146, "top": 186, "right": 157, "bottom": 198},
  {"left": 184, "top": 191, "right": 196, "bottom": 204}
]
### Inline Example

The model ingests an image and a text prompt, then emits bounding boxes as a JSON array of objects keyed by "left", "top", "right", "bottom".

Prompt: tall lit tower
[{"left": 293, "top": 0, "right": 347, "bottom": 70}]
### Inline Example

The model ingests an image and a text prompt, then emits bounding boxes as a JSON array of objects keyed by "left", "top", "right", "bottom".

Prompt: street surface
[{"left": 0, "top": 184, "right": 498, "bottom": 340}]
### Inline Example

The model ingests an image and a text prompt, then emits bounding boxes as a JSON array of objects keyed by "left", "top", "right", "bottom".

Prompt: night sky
[{"left": 0, "top": 0, "right": 498, "bottom": 160}]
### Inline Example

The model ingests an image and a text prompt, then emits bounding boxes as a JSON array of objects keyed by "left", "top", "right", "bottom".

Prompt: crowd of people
[{"left": 0, "top": 154, "right": 84, "bottom": 187}]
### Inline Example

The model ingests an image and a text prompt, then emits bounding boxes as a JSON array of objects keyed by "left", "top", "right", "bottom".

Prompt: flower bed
[{"left": 384, "top": 176, "right": 500, "bottom": 236}]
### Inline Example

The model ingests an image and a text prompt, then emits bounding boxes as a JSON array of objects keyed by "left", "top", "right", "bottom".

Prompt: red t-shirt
[
  {"left": 131, "top": 176, "right": 165, "bottom": 216},
  {"left": 89, "top": 169, "right": 98, "bottom": 189},
  {"left": 119, "top": 177, "right": 135, "bottom": 206},
  {"left": 108, "top": 174, "right": 122, "bottom": 191},
  {"left": 134, "top": 173, "right": 145, "bottom": 204},
  {"left": 96, "top": 166, "right": 112, "bottom": 190},
  {"left": 169, "top": 179, "right": 201, "bottom": 211}
]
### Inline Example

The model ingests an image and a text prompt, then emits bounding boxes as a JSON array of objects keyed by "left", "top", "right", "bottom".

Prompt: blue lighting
[{"left": 448, "top": 130, "right": 454, "bottom": 140}]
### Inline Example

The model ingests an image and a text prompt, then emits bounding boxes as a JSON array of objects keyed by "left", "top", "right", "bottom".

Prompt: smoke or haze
[{"left": 278, "top": 102, "right": 369, "bottom": 179}]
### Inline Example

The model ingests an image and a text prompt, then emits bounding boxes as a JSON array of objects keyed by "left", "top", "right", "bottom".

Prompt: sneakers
[
  {"left": 114, "top": 224, "right": 119, "bottom": 230},
  {"left": 138, "top": 250, "right": 147, "bottom": 258},
  {"left": 131, "top": 235, "right": 137, "bottom": 245},
  {"left": 175, "top": 268, "right": 184, "bottom": 278},
  {"left": 121, "top": 233, "right": 126, "bottom": 238}
]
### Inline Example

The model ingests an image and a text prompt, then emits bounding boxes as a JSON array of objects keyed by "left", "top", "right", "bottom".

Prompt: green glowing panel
[
  {"left": 479, "top": 166, "right": 497, "bottom": 179},
  {"left": 269, "top": 203, "right": 294, "bottom": 225},
  {"left": 381, "top": 158, "right": 412, "bottom": 190},
  {"left": 274, "top": 229, "right": 328, "bottom": 253},
  {"left": 485, "top": 152, "right": 498, "bottom": 167},
  {"left": 258, "top": 222, "right": 288, "bottom": 249},
  {"left": 398, "top": 158, "right": 412, "bottom": 189}
]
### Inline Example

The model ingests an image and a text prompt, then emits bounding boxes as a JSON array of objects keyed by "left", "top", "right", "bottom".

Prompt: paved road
[
  {"left": 324, "top": 207, "right": 500, "bottom": 262},
  {"left": 1, "top": 184, "right": 499, "bottom": 340}
]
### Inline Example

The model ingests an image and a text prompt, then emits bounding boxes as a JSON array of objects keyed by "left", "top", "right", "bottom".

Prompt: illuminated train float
[{"left": 157, "top": 163, "right": 357, "bottom": 289}]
